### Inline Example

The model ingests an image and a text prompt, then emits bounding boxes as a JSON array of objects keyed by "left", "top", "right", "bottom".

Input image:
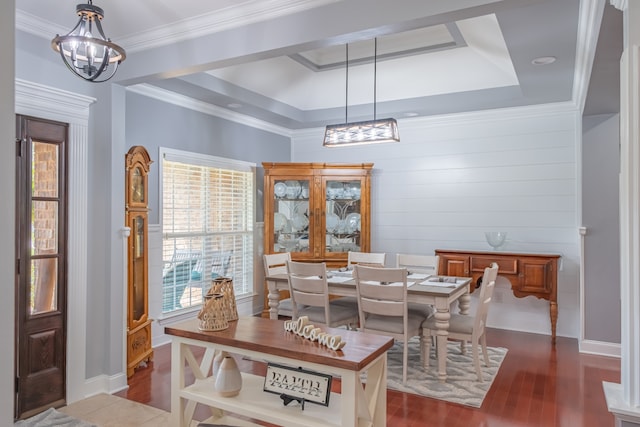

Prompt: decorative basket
[
  {"left": 197, "top": 293, "right": 229, "bottom": 331},
  {"left": 209, "top": 277, "right": 238, "bottom": 322}
]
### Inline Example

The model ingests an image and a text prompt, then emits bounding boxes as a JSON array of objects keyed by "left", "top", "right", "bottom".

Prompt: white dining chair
[
  {"left": 423, "top": 262, "right": 499, "bottom": 382},
  {"left": 286, "top": 260, "right": 359, "bottom": 329},
  {"left": 263, "top": 252, "right": 298, "bottom": 317},
  {"left": 354, "top": 264, "right": 429, "bottom": 384},
  {"left": 396, "top": 253, "right": 440, "bottom": 319},
  {"left": 331, "top": 251, "right": 388, "bottom": 310}
]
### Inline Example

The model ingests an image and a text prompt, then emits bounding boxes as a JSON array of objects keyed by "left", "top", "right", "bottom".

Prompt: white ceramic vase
[
  {"left": 212, "top": 350, "right": 227, "bottom": 378},
  {"left": 214, "top": 355, "right": 242, "bottom": 397}
]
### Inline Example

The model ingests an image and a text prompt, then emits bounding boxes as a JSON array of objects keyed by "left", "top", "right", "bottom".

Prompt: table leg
[
  {"left": 171, "top": 342, "right": 187, "bottom": 427},
  {"left": 550, "top": 301, "right": 558, "bottom": 343},
  {"left": 267, "top": 280, "right": 280, "bottom": 320},
  {"left": 458, "top": 288, "right": 471, "bottom": 315},
  {"left": 434, "top": 301, "right": 451, "bottom": 383}
]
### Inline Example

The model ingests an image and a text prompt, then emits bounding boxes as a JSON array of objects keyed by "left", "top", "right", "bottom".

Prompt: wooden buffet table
[
  {"left": 435, "top": 249, "right": 561, "bottom": 341},
  {"left": 265, "top": 272, "right": 472, "bottom": 382},
  {"left": 165, "top": 316, "right": 394, "bottom": 427}
]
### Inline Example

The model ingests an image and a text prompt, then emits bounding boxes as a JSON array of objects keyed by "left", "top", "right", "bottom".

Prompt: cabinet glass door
[
  {"left": 272, "top": 179, "right": 311, "bottom": 253},
  {"left": 325, "top": 179, "right": 362, "bottom": 254}
]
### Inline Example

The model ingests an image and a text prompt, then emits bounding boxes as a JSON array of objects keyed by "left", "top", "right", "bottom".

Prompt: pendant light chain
[
  {"left": 345, "top": 44, "right": 349, "bottom": 124},
  {"left": 374, "top": 38, "right": 377, "bottom": 121}
]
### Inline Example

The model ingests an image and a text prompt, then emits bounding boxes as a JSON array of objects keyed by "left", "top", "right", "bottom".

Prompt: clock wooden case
[{"left": 125, "top": 146, "right": 153, "bottom": 377}]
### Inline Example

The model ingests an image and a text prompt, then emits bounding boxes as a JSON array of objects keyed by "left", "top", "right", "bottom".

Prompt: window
[{"left": 160, "top": 148, "right": 255, "bottom": 314}]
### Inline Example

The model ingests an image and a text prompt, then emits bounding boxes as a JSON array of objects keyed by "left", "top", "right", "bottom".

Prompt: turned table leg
[
  {"left": 550, "top": 301, "right": 558, "bottom": 342},
  {"left": 267, "top": 280, "right": 280, "bottom": 320},
  {"left": 434, "top": 300, "right": 451, "bottom": 383},
  {"left": 458, "top": 289, "right": 471, "bottom": 315}
]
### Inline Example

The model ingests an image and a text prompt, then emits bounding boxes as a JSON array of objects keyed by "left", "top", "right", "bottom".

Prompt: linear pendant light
[{"left": 323, "top": 38, "right": 399, "bottom": 147}]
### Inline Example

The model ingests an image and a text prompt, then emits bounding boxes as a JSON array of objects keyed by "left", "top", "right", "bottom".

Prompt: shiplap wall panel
[{"left": 292, "top": 106, "right": 580, "bottom": 338}]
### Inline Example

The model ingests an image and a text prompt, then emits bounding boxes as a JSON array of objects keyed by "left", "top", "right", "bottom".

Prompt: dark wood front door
[{"left": 15, "top": 115, "right": 68, "bottom": 419}]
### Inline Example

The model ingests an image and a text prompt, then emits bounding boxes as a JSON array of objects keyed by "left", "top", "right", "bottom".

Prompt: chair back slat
[
  {"left": 263, "top": 252, "right": 291, "bottom": 276},
  {"left": 396, "top": 254, "right": 439, "bottom": 275},
  {"left": 348, "top": 251, "right": 386, "bottom": 267},
  {"left": 359, "top": 297, "right": 405, "bottom": 317}
]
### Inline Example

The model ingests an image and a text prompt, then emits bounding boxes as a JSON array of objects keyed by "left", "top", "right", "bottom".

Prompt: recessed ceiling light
[
  {"left": 531, "top": 56, "right": 556, "bottom": 65},
  {"left": 404, "top": 112, "right": 419, "bottom": 117},
  {"left": 227, "top": 103, "right": 242, "bottom": 109}
]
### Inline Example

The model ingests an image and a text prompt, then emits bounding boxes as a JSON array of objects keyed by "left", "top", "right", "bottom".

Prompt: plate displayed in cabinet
[
  {"left": 326, "top": 182, "right": 344, "bottom": 199},
  {"left": 326, "top": 213, "right": 340, "bottom": 233},
  {"left": 291, "top": 213, "right": 309, "bottom": 231},
  {"left": 285, "top": 180, "right": 301, "bottom": 199},
  {"left": 274, "top": 212, "right": 287, "bottom": 231},
  {"left": 274, "top": 182, "right": 287, "bottom": 198},
  {"left": 345, "top": 213, "right": 361, "bottom": 233}
]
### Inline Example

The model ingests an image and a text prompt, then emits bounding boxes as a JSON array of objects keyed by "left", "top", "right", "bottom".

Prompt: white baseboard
[
  {"left": 603, "top": 381, "right": 640, "bottom": 425},
  {"left": 81, "top": 372, "right": 129, "bottom": 401},
  {"left": 579, "top": 339, "right": 621, "bottom": 357}
]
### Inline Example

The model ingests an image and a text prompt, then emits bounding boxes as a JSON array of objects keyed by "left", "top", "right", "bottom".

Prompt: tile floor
[
  {"left": 59, "top": 394, "right": 170, "bottom": 427},
  {"left": 60, "top": 393, "right": 259, "bottom": 427}
]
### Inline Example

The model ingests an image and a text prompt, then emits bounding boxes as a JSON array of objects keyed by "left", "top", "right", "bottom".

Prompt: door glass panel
[
  {"left": 31, "top": 141, "right": 59, "bottom": 198},
  {"left": 132, "top": 216, "right": 146, "bottom": 322},
  {"left": 30, "top": 258, "right": 58, "bottom": 314},
  {"left": 31, "top": 201, "right": 58, "bottom": 256},
  {"left": 326, "top": 179, "right": 361, "bottom": 254},
  {"left": 273, "top": 179, "right": 310, "bottom": 253}
]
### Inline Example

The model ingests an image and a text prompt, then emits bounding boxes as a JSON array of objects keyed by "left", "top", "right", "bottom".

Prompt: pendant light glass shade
[
  {"left": 51, "top": 0, "right": 126, "bottom": 83},
  {"left": 323, "top": 118, "right": 399, "bottom": 147},
  {"left": 323, "top": 39, "right": 399, "bottom": 147}
]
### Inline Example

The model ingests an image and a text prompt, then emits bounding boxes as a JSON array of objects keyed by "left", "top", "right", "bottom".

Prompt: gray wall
[
  {"left": 582, "top": 114, "right": 621, "bottom": 343},
  {"left": 1, "top": 1, "right": 15, "bottom": 424},
  {"left": 125, "top": 92, "right": 291, "bottom": 224}
]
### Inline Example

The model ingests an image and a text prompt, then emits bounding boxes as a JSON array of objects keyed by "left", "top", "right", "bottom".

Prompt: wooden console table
[
  {"left": 435, "top": 249, "right": 561, "bottom": 341},
  {"left": 165, "top": 316, "right": 394, "bottom": 427}
]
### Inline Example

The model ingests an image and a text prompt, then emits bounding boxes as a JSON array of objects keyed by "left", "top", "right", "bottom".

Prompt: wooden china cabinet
[
  {"left": 263, "top": 162, "right": 373, "bottom": 267},
  {"left": 125, "top": 146, "right": 153, "bottom": 377}
]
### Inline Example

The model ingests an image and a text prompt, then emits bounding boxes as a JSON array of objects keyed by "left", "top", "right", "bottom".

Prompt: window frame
[{"left": 159, "top": 147, "right": 256, "bottom": 316}]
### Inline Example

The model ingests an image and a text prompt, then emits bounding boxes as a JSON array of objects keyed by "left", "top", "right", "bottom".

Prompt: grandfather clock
[{"left": 125, "top": 146, "right": 153, "bottom": 377}]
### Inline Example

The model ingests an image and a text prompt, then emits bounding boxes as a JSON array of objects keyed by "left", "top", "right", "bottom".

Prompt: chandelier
[
  {"left": 51, "top": 0, "right": 126, "bottom": 83},
  {"left": 323, "top": 38, "right": 400, "bottom": 147}
]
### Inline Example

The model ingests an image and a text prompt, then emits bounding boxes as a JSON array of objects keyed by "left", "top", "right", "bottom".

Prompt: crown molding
[
  {"left": 15, "top": 78, "right": 96, "bottom": 124},
  {"left": 16, "top": 0, "right": 338, "bottom": 53},
  {"left": 127, "top": 84, "right": 292, "bottom": 138},
  {"left": 573, "top": 0, "right": 606, "bottom": 115},
  {"left": 291, "top": 101, "right": 579, "bottom": 139},
  {"left": 16, "top": 9, "right": 68, "bottom": 40}
]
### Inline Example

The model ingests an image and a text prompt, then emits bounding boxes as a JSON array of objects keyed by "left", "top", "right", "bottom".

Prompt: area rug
[
  {"left": 14, "top": 408, "right": 96, "bottom": 427},
  {"left": 383, "top": 337, "right": 508, "bottom": 408}
]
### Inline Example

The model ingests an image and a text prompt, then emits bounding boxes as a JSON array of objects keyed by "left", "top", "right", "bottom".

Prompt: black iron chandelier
[{"left": 51, "top": 0, "right": 126, "bottom": 83}]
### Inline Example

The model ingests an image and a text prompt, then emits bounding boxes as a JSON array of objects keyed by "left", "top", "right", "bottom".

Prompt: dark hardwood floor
[{"left": 116, "top": 327, "right": 620, "bottom": 426}]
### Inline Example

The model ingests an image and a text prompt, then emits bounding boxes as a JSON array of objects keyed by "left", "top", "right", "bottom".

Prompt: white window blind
[{"left": 160, "top": 148, "right": 254, "bottom": 314}]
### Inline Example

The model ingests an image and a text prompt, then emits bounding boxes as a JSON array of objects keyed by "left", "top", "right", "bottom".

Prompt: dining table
[{"left": 264, "top": 270, "right": 472, "bottom": 382}]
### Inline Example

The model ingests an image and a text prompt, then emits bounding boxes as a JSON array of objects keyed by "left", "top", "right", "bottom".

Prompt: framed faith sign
[{"left": 263, "top": 363, "right": 332, "bottom": 407}]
